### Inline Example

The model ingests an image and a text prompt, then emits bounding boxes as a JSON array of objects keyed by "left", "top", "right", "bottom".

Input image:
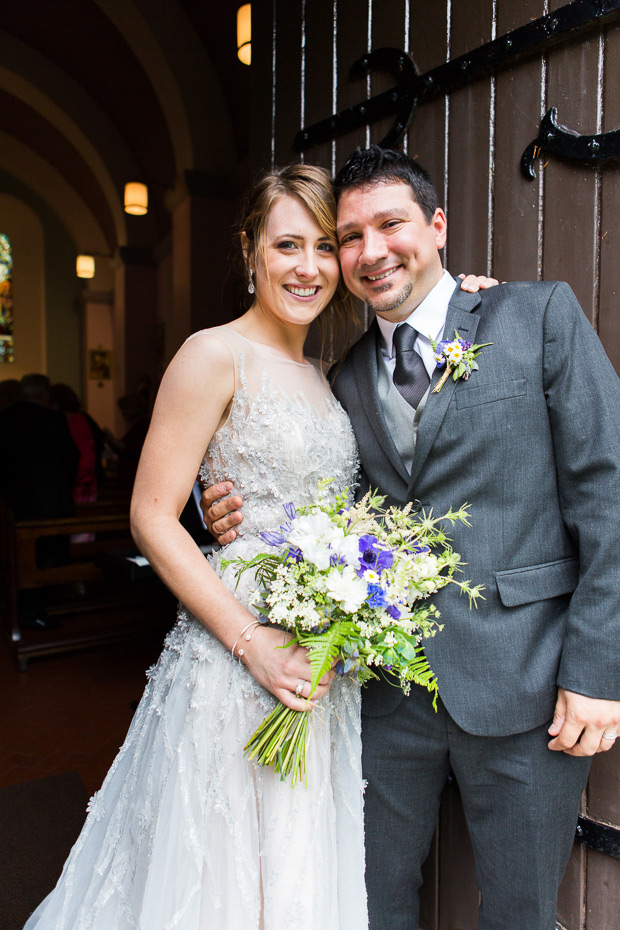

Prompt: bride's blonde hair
[{"left": 239, "top": 163, "right": 357, "bottom": 360}]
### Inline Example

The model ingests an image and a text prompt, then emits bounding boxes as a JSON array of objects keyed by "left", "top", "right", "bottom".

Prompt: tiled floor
[{"left": 0, "top": 632, "right": 166, "bottom": 797}]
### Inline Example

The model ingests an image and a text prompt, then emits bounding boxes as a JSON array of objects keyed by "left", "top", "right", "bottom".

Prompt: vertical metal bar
[
  {"left": 331, "top": 0, "right": 338, "bottom": 176},
  {"left": 537, "top": 0, "right": 550, "bottom": 279},
  {"left": 593, "top": 29, "right": 604, "bottom": 330},
  {"left": 487, "top": 0, "right": 497, "bottom": 276},
  {"left": 403, "top": 0, "right": 410, "bottom": 154},
  {"left": 271, "top": 0, "right": 277, "bottom": 168},
  {"left": 444, "top": 0, "right": 452, "bottom": 268},
  {"left": 300, "top": 0, "right": 306, "bottom": 162},
  {"left": 366, "top": 0, "right": 373, "bottom": 149}
]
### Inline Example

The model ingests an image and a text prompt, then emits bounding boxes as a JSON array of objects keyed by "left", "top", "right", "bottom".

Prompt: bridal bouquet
[{"left": 223, "top": 481, "right": 483, "bottom": 786}]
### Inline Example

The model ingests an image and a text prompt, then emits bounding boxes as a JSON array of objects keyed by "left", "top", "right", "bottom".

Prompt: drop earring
[{"left": 248, "top": 270, "right": 255, "bottom": 295}]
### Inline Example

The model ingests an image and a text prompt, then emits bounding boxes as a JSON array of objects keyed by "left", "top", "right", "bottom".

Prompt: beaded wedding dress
[{"left": 24, "top": 328, "right": 367, "bottom": 930}]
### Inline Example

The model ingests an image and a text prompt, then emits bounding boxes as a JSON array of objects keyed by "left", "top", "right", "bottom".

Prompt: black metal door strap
[
  {"left": 521, "top": 108, "right": 620, "bottom": 179},
  {"left": 294, "top": 0, "right": 620, "bottom": 175},
  {"left": 576, "top": 816, "right": 620, "bottom": 859}
]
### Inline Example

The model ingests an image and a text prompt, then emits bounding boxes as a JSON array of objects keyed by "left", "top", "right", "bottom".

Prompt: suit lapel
[
  {"left": 408, "top": 290, "right": 481, "bottom": 491},
  {"left": 353, "top": 320, "right": 411, "bottom": 484}
]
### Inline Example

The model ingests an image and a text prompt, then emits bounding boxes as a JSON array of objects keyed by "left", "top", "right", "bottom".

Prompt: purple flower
[
  {"left": 404, "top": 543, "right": 430, "bottom": 556},
  {"left": 283, "top": 501, "right": 296, "bottom": 521},
  {"left": 260, "top": 530, "right": 286, "bottom": 547},
  {"left": 386, "top": 604, "right": 401, "bottom": 620},
  {"left": 357, "top": 535, "right": 394, "bottom": 575}
]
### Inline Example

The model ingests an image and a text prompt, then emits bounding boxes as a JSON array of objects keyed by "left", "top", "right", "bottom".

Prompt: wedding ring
[
  {"left": 602, "top": 732, "right": 618, "bottom": 740},
  {"left": 295, "top": 681, "right": 305, "bottom": 698}
]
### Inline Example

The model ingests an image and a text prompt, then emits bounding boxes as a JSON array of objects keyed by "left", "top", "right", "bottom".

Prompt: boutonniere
[{"left": 430, "top": 331, "right": 492, "bottom": 394}]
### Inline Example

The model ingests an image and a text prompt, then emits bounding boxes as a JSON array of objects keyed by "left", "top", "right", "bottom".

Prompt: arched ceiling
[{"left": 0, "top": 0, "right": 249, "bottom": 257}]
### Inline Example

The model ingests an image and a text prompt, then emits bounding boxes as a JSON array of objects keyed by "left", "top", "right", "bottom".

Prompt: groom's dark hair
[{"left": 333, "top": 146, "right": 439, "bottom": 223}]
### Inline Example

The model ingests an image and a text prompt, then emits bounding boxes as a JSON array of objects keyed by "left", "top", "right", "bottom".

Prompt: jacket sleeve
[{"left": 544, "top": 281, "right": 620, "bottom": 699}]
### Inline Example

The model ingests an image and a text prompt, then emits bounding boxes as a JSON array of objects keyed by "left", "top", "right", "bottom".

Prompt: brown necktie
[{"left": 392, "top": 324, "right": 430, "bottom": 409}]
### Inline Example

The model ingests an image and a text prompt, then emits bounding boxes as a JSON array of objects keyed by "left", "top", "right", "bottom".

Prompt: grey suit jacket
[{"left": 331, "top": 281, "right": 620, "bottom": 736}]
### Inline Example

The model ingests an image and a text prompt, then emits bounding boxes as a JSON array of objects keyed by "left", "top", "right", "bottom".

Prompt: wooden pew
[{"left": 0, "top": 500, "right": 176, "bottom": 670}]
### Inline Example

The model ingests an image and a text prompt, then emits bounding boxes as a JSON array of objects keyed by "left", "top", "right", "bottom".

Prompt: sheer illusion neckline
[{"left": 228, "top": 329, "right": 316, "bottom": 368}]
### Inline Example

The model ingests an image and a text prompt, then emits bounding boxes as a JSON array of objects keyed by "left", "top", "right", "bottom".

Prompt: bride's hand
[
  {"left": 241, "top": 625, "right": 335, "bottom": 711},
  {"left": 458, "top": 273, "right": 500, "bottom": 291}
]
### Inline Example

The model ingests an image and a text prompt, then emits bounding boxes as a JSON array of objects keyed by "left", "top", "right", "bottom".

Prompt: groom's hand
[
  {"left": 201, "top": 481, "right": 243, "bottom": 545},
  {"left": 547, "top": 687, "right": 620, "bottom": 755}
]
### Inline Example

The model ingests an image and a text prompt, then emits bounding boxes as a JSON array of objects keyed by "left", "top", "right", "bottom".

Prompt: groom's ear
[{"left": 432, "top": 209, "right": 447, "bottom": 251}]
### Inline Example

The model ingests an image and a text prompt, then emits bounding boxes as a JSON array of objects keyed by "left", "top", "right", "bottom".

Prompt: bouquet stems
[{"left": 244, "top": 702, "right": 312, "bottom": 787}]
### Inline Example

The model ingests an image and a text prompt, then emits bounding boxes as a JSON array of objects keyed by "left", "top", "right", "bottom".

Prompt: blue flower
[
  {"left": 283, "top": 501, "right": 296, "bottom": 521},
  {"left": 386, "top": 604, "right": 401, "bottom": 620},
  {"left": 335, "top": 649, "right": 361, "bottom": 676},
  {"left": 366, "top": 584, "right": 388, "bottom": 609}
]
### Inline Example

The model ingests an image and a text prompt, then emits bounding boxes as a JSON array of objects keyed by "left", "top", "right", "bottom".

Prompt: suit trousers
[{"left": 362, "top": 685, "right": 591, "bottom": 930}]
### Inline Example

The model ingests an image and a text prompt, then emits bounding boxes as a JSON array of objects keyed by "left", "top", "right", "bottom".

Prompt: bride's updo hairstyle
[{"left": 239, "top": 163, "right": 357, "bottom": 360}]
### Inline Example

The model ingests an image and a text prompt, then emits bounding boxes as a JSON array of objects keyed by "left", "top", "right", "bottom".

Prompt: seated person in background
[
  {"left": 0, "top": 374, "right": 78, "bottom": 521},
  {"left": 51, "top": 383, "right": 101, "bottom": 506},
  {"left": 0, "top": 378, "right": 21, "bottom": 412}
]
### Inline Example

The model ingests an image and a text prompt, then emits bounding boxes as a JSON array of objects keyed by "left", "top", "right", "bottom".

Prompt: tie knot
[{"left": 393, "top": 324, "right": 417, "bottom": 355}]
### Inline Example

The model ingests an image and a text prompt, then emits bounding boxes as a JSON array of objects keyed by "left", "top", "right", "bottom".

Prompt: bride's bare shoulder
[{"left": 157, "top": 326, "right": 237, "bottom": 403}]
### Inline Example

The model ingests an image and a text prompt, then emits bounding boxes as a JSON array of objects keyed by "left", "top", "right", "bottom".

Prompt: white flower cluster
[
  {"left": 228, "top": 483, "right": 482, "bottom": 710},
  {"left": 255, "top": 501, "right": 455, "bottom": 674}
]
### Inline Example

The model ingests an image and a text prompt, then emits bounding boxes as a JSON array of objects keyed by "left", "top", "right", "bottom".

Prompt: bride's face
[{"left": 252, "top": 194, "right": 340, "bottom": 328}]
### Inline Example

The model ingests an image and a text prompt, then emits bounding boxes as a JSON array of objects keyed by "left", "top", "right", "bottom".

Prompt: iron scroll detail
[
  {"left": 294, "top": 0, "right": 620, "bottom": 171},
  {"left": 521, "top": 108, "right": 620, "bottom": 179},
  {"left": 293, "top": 48, "right": 419, "bottom": 152}
]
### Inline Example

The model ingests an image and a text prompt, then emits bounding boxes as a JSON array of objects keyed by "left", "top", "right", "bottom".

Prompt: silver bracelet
[{"left": 231, "top": 620, "right": 262, "bottom": 661}]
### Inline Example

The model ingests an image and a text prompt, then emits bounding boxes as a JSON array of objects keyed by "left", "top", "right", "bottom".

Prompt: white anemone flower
[
  {"left": 330, "top": 533, "right": 362, "bottom": 569},
  {"left": 325, "top": 566, "right": 368, "bottom": 613},
  {"left": 286, "top": 511, "right": 344, "bottom": 570}
]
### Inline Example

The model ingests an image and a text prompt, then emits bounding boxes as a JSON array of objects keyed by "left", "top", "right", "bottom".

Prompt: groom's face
[{"left": 336, "top": 181, "right": 446, "bottom": 322}]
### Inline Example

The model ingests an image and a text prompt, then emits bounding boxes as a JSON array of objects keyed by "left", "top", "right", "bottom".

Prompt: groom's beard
[{"left": 364, "top": 279, "right": 413, "bottom": 315}]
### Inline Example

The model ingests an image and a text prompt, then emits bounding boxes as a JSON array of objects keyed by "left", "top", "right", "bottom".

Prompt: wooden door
[{"left": 250, "top": 2, "right": 620, "bottom": 926}]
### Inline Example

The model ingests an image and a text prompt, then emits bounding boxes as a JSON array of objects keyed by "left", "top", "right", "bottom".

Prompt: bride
[{"left": 24, "top": 164, "right": 367, "bottom": 930}]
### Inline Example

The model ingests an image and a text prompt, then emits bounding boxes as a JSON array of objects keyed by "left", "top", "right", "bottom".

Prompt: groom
[{"left": 203, "top": 147, "right": 620, "bottom": 929}]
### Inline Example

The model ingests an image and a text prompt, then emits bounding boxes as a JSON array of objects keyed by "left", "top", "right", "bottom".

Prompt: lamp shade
[
  {"left": 76, "top": 254, "right": 95, "bottom": 279},
  {"left": 124, "top": 181, "right": 149, "bottom": 215},
  {"left": 237, "top": 4, "right": 251, "bottom": 65}
]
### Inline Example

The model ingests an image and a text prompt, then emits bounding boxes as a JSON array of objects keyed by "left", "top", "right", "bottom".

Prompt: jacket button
[{"left": 410, "top": 499, "right": 422, "bottom": 514}]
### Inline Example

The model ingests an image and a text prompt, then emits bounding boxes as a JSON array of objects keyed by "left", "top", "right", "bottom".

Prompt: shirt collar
[{"left": 376, "top": 270, "right": 458, "bottom": 357}]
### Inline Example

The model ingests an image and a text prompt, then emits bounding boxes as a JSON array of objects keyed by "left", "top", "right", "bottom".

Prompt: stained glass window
[{"left": 0, "top": 234, "right": 14, "bottom": 364}]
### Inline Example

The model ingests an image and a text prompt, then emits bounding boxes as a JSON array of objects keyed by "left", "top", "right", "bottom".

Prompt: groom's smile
[{"left": 336, "top": 181, "right": 447, "bottom": 322}]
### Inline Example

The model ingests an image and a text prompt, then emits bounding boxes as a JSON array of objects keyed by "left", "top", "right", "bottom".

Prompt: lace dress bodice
[{"left": 197, "top": 328, "right": 359, "bottom": 539}]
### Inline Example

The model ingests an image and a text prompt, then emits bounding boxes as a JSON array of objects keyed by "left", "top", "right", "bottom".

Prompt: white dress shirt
[{"left": 376, "top": 270, "right": 458, "bottom": 378}]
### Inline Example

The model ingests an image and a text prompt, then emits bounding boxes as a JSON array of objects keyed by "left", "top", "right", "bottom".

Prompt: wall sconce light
[
  {"left": 237, "top": 4, "right": 251, "bottom": 65},
  {"left": 76, "top": 254, "right": 95, "bottom": 279},
  {"left": 124, "top": 181, "right": 149, "bottom": 215}
]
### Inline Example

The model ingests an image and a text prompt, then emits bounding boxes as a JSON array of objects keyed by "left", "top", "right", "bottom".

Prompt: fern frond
[{"left": 298, "top": 620, "right": 351, "bottom": 694}]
